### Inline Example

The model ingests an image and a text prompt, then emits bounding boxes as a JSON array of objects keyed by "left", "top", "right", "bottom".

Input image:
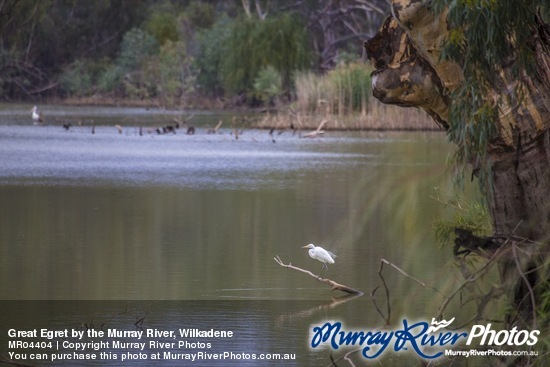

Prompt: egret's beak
[{"left": 301, "top": 245, "right": 307, "bottom": 248}]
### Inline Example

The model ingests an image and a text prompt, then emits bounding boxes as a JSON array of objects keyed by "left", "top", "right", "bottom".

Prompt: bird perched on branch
[
  {"left": 31, "top": 105, "right": 43, "bottom": 124},
  {"left": 302, "top": 243, "right": 336, "bottom": 278}
]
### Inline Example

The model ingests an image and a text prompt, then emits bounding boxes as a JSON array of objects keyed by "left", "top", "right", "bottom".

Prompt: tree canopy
[{"left": 0, "top": 0, "right": 388, "bottom": 104}]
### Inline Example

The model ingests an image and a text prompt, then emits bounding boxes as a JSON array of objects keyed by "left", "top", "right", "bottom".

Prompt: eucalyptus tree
[{"left": 365, "top": 0, "right": 550, "bottom": 334}]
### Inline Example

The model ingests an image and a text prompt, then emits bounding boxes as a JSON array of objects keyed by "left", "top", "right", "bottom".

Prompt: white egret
[
  {"left": 302, "top": 243, "right": 336, "bottom": 278},
  {"left": 31, "top": 106, "right": 43, "bottom": 124}
]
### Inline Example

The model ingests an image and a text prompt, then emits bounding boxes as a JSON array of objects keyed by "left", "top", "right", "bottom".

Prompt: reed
[
  {"left": 255, "top": 99, "right": 438, "bottom": 131},
  {"left": 255, "top": 63, "right": 438, "bottom": 131}
]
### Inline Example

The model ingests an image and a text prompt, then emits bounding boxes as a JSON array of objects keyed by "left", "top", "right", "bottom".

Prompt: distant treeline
[{"left": 0, "top": 0, "right": 387, "bottom": 108}]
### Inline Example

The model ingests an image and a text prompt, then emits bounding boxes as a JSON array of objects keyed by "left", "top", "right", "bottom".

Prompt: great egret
[
  {"left": 302, "top": 243, "right": 336, "bottom": 278},
  {"left": 31, "top": 106, "right": 43, "bottom": 124}
]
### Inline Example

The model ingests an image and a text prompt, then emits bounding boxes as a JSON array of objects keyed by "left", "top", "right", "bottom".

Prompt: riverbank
[
  {"left": 254, "top": 100, "right": 439, "bottom": 131},
  {"left": 26, "top": 96, "right": 440, "bottom": 131}
]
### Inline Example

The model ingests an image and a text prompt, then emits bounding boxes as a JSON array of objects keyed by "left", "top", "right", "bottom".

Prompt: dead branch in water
[
  {"left": 373, "top": 258, "right": 443, "bottom": 325},
  {"left": 207, "top": 120, "right": 223, "bottom": 134},
  {"left": 301, "top": 120, "right": 327, "bottom": 138},
  {"left": 273, "top": 255, "right": 363, "bottom": 295}
]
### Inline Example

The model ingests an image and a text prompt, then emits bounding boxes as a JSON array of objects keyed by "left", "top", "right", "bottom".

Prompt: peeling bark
[
  {"left": 364, "top": 16, "right": 450, "bottom": 128},
  {"left": 365, "top": 0, "right": 550, "bottom": 331}
]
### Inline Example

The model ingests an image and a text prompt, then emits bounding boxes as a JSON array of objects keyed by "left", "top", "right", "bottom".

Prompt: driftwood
[
  {"left": 207, "top": 120, "right": 223, "bottom": 134},
  {"left": 301, "top": 120, "right": 327, "bottom": 138},
  {"left": 274, "top": 255, "right": 363, "bottom": 295}
]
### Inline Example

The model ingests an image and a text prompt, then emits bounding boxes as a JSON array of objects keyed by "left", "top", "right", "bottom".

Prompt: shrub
[
  {"left": 195, "top": 17, "right": 232, "bottom": 96},
  {"left": 253, "top": 65, "right": 282, "bottom": 105},
  {"left": 222, "top": 13, "right": 311, "bottom": 98},
  {"left": 145, "top": 12, "right": 179, "bottom": 45},
  {"left": 97, "top": 28, "right": 159, "bottom": 96},
  {"left": 117, "top": 28, "right": 159, "bottom": 70},
  {"left": 59, "top": 60, "right": 92, "bottom": 97}
]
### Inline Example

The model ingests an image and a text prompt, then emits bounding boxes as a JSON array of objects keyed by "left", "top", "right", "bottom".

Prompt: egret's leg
[
  {"left": 319, "top": 263, "right": 328, "bottom": 279},
  {"left": 316, "top": 264, "right": 323, "bottom": 279}
]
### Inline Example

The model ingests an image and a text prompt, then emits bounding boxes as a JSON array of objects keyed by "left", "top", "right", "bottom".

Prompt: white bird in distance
[
  {"left": 302, "top": 243, "right": 336, "bottom": 278},
  {"left": 31, "top": 105, "right": 43, "bottom": 124}
]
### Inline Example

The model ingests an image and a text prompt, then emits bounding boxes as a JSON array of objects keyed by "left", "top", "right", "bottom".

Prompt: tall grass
[
  {"left": 256, "top": 62, "right": 438, "bottom": 131},
  {"left": 295, "top": 62, "right": 370, "bottom": 116}
]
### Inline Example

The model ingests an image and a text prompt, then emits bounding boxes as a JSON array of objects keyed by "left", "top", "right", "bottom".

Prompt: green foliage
[
  {"left": 195, "top": 17, "right": 232, "bottom": 96},
  {"left": 59, "top": 60, "right": 92, "bottom": 97},
  {"left": 0, "top": 0, "right": 385, "bottom": 103},
  {"left": 98, "top": 65, "right": 124, "bottom": 95},
  {"left": 117, "top": 28, "right": 159, "bottom": 71},
  {"left": 186, "top": 1, "right": 216, "bottom": 29},
  {"left": 433, "top": 0, "right": 549, "bottom": 187},
  {"left": 145, "top": 12, "right": 179, "bottom": 45},
  {"left": 438, "top": 0, "right": 547, "bottom": 79},
  {"left": 152, "top": 40, "right": 195, "bottom": 103},
  {"left": 222, "top": 13, "right": 311, "bottom": 97},
  {"left": 431, "top": 188, "right": 492, "bottom": 248},
  {"left": 0, "top": 0, "right": 148, "bottom": 98},
  {"left": 253, "top": 65, "right": 282, "bottom": 105},
  {"left": 98, "top": 28, "right": 159, "bottom": 96}
]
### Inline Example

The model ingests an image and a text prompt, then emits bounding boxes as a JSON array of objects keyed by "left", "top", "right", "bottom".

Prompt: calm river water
[{"left": 0, "top": 105, "right": 481, "bottom": 366}]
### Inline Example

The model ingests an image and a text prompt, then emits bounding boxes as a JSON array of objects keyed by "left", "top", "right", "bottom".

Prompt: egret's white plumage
[
  {"left": 302, "top": 243, "right": 336, "bottom": 277},
  {"left": 31, "top": 106, "right": 43, "bottom": 124}
]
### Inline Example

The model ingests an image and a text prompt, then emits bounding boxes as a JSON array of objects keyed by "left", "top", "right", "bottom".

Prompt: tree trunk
[{"left": 364, "top": 1, "right": 550, "bottom": 330}]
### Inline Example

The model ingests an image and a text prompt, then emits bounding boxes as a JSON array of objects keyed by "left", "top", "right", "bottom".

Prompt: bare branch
[
  {"left": 301, "top": 120, "right": 327, "bottom": 138},
  {"left": 274, "top": 255, "right": 363, "bottom": 295},
  {"left": 255, "top": 0, "right": 269, "bottom": 20},
  {"left": 436, "top": 246, "right": 511, "bottom": 320},
  {"left": 381, "top": 258, "right": 431, "bottom": 289},
  {"left": 372, "top": 260, "right": 391, "bottom": 324},
  {"left": 373, "top": 258, "right": 443, "bottom": 325},
  {"left": 241, "top": 0, "right": 252, "bottom": 17}
]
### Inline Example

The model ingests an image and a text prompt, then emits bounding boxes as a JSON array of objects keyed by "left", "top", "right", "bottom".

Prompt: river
[{"left": 0, "top": 105, "right": 482, "bottom": 366}]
